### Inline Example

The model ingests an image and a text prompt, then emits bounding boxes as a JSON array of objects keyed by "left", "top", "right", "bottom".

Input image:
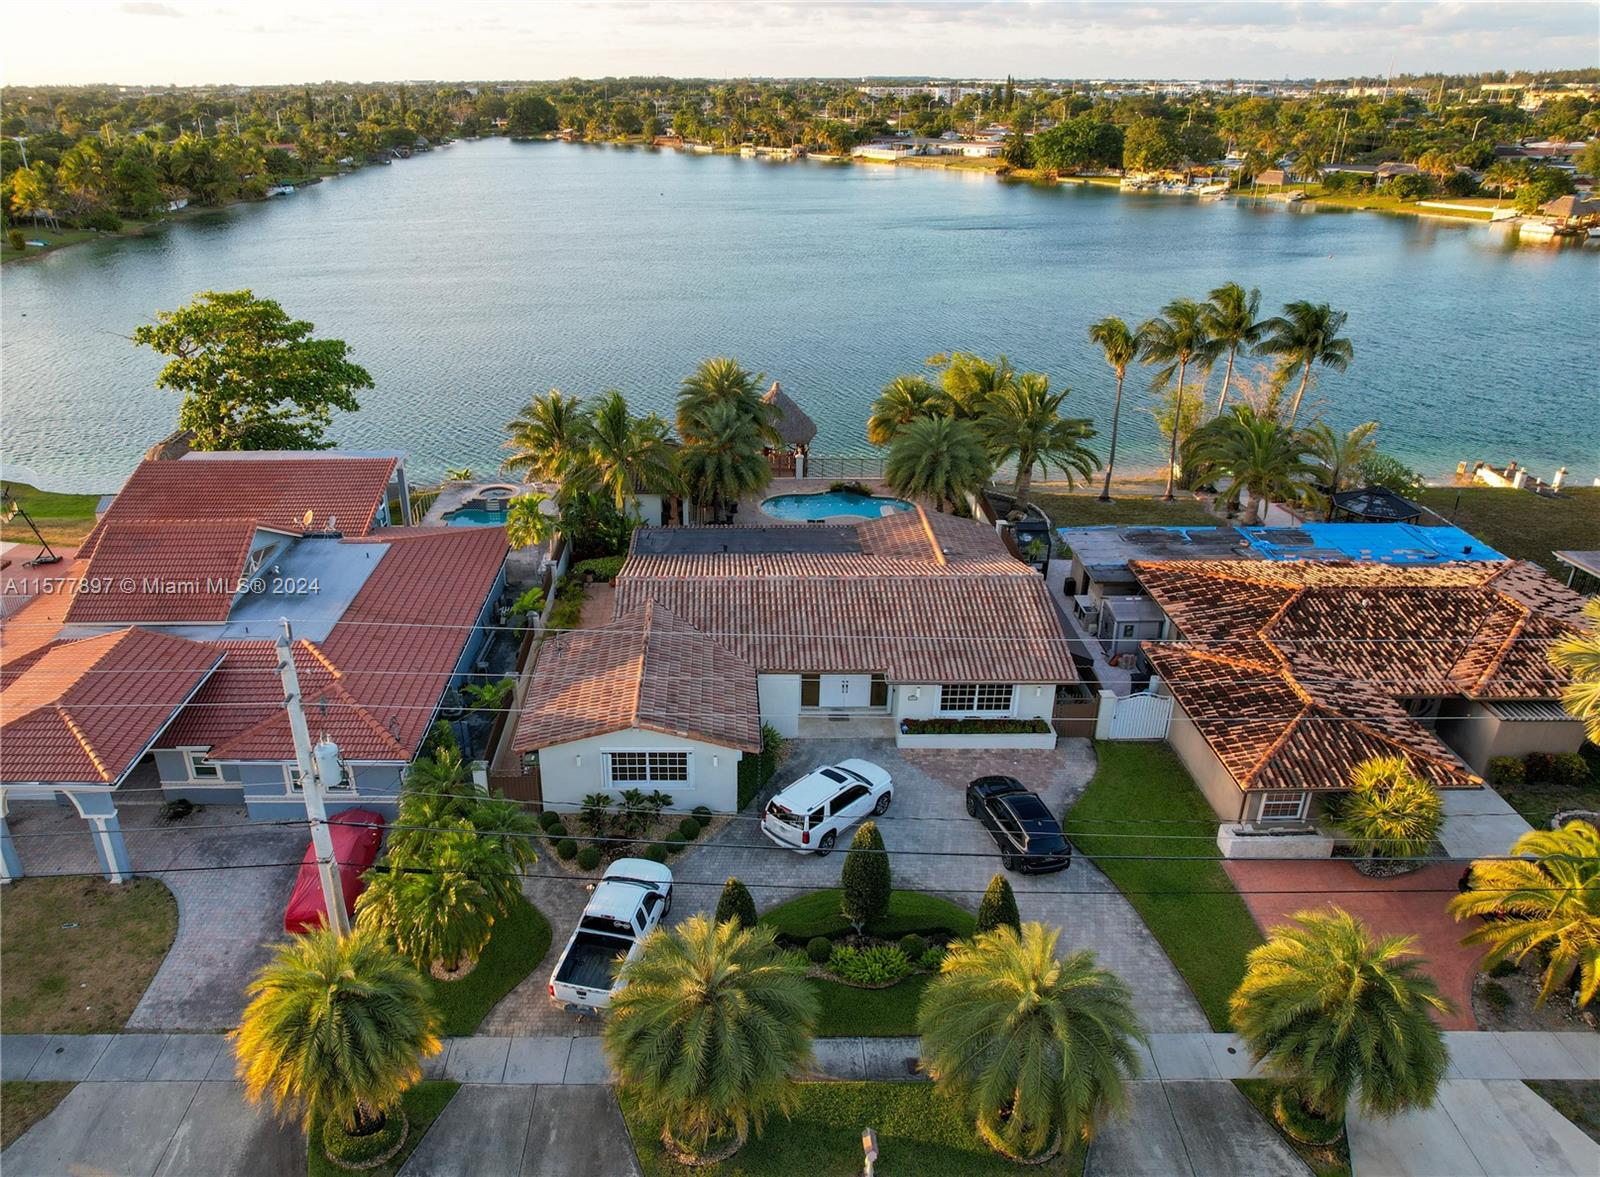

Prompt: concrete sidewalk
[{"left": 8, "top": 1031, "right": 1594, "bottom": 1085}]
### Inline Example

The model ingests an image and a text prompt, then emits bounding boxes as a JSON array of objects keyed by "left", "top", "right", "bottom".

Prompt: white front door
[{"left": 818, "top": 674, "right": 872, "bottom": 708}]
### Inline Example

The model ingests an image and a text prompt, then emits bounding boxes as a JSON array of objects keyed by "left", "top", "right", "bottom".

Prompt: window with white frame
[
  {"left": 182, "top": 749, "right": 222, "bottom": 781},
  {"left": 285, "top": 763, "right": 352, "bottom": 792},
  {"left": 606, "top": 751, "right": 690, "bottom": 787},
  {"left": 1258, "top": 792, "right": 1308, "bottom": 822},
  {"left": 939, "top": 683, "right": 1014, "bottom": 713}
]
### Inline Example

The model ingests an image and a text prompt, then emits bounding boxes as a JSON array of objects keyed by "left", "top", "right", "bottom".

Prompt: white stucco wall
[
  {"left": 758, "top": 674, "right": 802, "bottom": 738},
  {"left": 891, "top": 683, "right": 1055, "bottom": 723},
  {"left": 535, "top": 729, "right": 743, "bottom": 814}
]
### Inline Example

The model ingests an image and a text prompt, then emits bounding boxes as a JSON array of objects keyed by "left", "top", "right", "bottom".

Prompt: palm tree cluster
[
  {"left": 1087, "top": 285, "right": 1353, "bottom": 501},
  {"left": 675, "top": 357, "right": 779, "bottom": 521},
  {"left": 868, "top": 351, "right": 1099, "bottom": 510},
  {"left": 355, "top": 748, "right": 538, "bottom": 976}
]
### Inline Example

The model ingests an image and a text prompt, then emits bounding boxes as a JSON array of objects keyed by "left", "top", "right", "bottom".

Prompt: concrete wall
[
  {"left": 1166, "top": 708, "right": 1250, "bottom": 824},
  {"left": 758, "top": 674, "right": 803, "bottom": 738},
  {"left": 535, "top": 729, "right": 742, "bottom": 813},
  {"left": 1436, "top": 704, "right": 1585, "bottom": 772}
]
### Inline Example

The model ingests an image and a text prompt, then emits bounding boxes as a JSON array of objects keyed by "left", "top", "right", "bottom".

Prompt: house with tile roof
[
  {"left": 1128, "top": 559, "right": 1588, "bottom": 833},
  {"left": 514, "top": 508, "right": 1075, "bottom": 812},
  {"left": 1, "top": 452, "right": 506, "bottom": 880}
]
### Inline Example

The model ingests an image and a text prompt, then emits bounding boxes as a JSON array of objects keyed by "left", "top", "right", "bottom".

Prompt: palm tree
[
  {"left": 1449, "top": 822, "right": 1600, "bottom": 1008},
  {"left": 444, "top": 466, "right": 474, "bottom": 481},
  {"left": 1184, "top": 406, "right": 1317, "bottom": 525},
  {"left": 588, "top": 389, "right": 678, "bottom": 517},
  {"left": 676, "top": 398, "right": 772, "bottom": 522},
  {"left": 677, "top": 357, "right": 777, "bottom": 444},
  {"left": 981, "top": 373, "right": 1099, "bottom": 504},
  {"left": 928, "top": 351, "right": 1019, "bottom": 418},
  {"left": 867, "top": 374, "right": 942, "bottom": 445},
  {"left": 1306, "top": 420, "right": 1379, "bottom": 512},
  {"left": 1256, "top": 301, "right": 1354, "bottom": 425},
  {"left": 234, "top": 928, "right": 441, "bottom": 1139},
  {"left": 1230, "top": 909, "right": 1449, "bottom": 1134},
  {"left": 1139, "top": 299, "right": 1212, "bottom": 501},
  {"left": 1087, "top": 316, "right": 1142, "bottom": 501},
  {"left": 1549, "top": 598, "right": 1600, "bottom": 744},
  {"left": 604, "top": 916, "right": 816, "bottom": 1163},
  {"left": 1336, "top": 755, "right": 1444, "bottom": 864},
  {"left": 502, "top": 389, "right": 595, "bottom": 488},
  {"left": 1202, "top": 282, "right": 1264, "bottom": 416},
  {"left": 918, "top": 923, "right": 1146, "bottom": 1160},
  {"left": 505, "top": 493, "right": 558, "bottom": 550},
  {"left": 884, "top": 415, "right": 992, "bottom": 513}
]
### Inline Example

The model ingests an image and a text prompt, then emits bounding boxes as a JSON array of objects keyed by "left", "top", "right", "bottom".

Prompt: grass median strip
[
  {"left": 1063, "top": 742, "right": 1262, "bottom": 1030},
  {"left": 808, "top": 975, "right": 929, "bottom": 1038}
]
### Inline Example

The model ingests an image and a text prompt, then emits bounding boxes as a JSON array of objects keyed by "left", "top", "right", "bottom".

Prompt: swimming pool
[
  {"left": 444, "top": 507, "right": 510, "bottom": 526},
  {"left": 760, "top": 491, "right": 913, "bottom": 521}
]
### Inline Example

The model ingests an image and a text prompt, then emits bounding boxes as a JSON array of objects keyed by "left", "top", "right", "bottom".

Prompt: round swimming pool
[{"left": 760, "top": 491, "right": 913, "bottom": 521}]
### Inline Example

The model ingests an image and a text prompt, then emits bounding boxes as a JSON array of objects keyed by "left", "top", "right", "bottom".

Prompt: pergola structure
[
  {"left": 761, "top": 381, "right": 817, "bottom": 477},
  {"left": 1328, "top": 484, "right": 1423, "bottom": 524}
]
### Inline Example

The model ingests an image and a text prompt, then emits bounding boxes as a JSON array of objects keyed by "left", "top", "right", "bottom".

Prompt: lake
[{"left": 2, "top": 138, "right": 1595, "bottom": 493}]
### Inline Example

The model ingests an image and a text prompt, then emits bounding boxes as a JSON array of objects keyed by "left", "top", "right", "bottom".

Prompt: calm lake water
[{"left": 2, "top": 138, "right": 1595, "bottom": 493}]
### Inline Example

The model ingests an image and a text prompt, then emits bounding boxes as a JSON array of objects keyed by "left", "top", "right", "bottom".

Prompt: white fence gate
[{"left": 1094, "top": 685, "right": 1174, "bottom": 741}]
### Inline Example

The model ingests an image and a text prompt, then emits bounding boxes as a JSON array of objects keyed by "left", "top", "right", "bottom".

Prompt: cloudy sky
[{"left": 4, "top": 1, "right": 1596, "bottom": 86}]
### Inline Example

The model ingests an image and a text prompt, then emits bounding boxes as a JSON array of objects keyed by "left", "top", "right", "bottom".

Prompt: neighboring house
[
  {"left": 0, "top": 452, "right": 508, "bottom": 881},
  {"left": 1130, "top": 559, "right": 1588, "bottom": 831},
  {"left": 516, "top": 508, "right": 1075, "bottom": 811}
]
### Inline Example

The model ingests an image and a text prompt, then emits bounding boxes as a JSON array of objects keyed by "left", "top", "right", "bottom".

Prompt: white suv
[{"left": 760, "top": 759, "right": 893, "bottom": 854}]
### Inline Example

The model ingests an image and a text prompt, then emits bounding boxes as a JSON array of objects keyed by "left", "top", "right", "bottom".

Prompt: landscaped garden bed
[
  {"left": 1233, "top": 1080, "right": 1351, "bottom": 1177},
  {"left": 307, "top": 1081, "right": 460, "bottom": 1177},
  {"left": 898, "top": 716, "right": 1056, "bottom": 749},
  {"left": 425, "top": 896, "right": 551, "bottom": 1036},
  {"left": 1486, "top": 748, "right": 1600, "bottom": 832},
  {"left": 538, "top": 792, "right": 724, "bottom": 876}
]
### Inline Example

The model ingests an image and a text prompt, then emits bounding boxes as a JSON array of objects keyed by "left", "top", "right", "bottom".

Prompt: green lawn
[
  {"left": 0, "top": 876, "right": 178, "bottom": 1033},
  {"left": 307, "top": 1081, "right": 459, "bottom": 1177},
  {"left": 758, "top": 890, "right": 975, "bottom": 944},
  {"left": 1527, "top": 1081, "right": 1600, "bottom": 1146},
  {"left": 1301, "top": 188, "right": 1494, "bottom": 220},
  {"left": 809, "top": 975, "right": 929, "bottom": 1038},
  {"left": 1, "top": 1081, "right": 75, "bottom": 1149},
  {"left": 1233, "top": 1080, "right": 1352, "bottom": 1177},
  {"left": 1026, "top": 490, "right": 1217, "bottom": 531},
  {"left": 426, "top": 896, "right": 550, "bottom": 1036},
  {"left": 1496, "top": 776, "right": 1600, "bottom": 830},
  {"left": 1414, "top": 487, "right": 1600, "bottom": 576},
  {"left": 0, "top": 482, "right": 103, "bottom": 549},
  {"left": 1063, "top": 743, "right": 1263, "bottom": 1030},
  {"left": 621, "top": 1081, "right": 1086, "bottom": 1176}
]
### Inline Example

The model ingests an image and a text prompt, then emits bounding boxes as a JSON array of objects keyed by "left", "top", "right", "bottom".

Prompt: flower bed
[
  {"left": 537, "top": 795, "right": 723, "bottom": 878},
  {"left": 900, "top": 717, "right": 1052, "bottom": 736}
]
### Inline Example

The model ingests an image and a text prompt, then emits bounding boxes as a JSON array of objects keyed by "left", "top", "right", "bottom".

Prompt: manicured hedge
[
  {"left": 900, "top": 717, "right": 1052, "bottom": 735},
  {"left": 570, "top": 556, "right": 626, "bottom": 583}
]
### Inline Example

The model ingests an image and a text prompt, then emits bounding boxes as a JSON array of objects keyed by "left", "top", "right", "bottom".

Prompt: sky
[{"left": 2, "top": 1, "right": 1596, "bottom": 87}]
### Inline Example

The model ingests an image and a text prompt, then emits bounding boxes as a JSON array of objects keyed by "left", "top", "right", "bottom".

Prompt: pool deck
[{"left": 420, "top": 479, "right": 549, "bottom": 526}]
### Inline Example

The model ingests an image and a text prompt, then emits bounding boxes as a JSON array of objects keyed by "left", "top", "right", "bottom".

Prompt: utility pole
[{"left": 276, "top": 619, "right": 351, "bottom": 936}]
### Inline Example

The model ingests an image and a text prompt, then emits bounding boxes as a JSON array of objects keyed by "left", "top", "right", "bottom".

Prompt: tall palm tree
[
  {"left": 1336, "top": 755, "right": 1444, "bottom": 863},
  {"left": 981, "top": 373, "right": 1099, "bottom": 504},
  {"left": 918, "top": 923, "right": 1146, "bottom": 1161},
  {"left": 1256, "top": 301, "right": 1354, "bottom": 425},
  {"left": 505, "top": 493, "right": 558, "bottom": 550},
  {"left": 676, "top": 398, "right": 772, "bottom": 522},
  {"left": 867, "top": 374, "right": 942, "bottom": 445},
  {"left": 1449, "top": 821, "right": 1600, "bottom": 1008},
  {"left": 501, "top": 389, "right": 594, "bottom": 488},
  {"left": 1184, "top": 405, "right": 1317, "bottom": 525},
  {"left": 928, "top": 351, "right": 1019, "bottom": 418},
  {"left": 1139, "top": 298, "right": 1212, "bottom": 501},
  {"left": 677, "top": 357, "right": 778, "bottom": 444},
  {"left": 1306, "top": 420, "right": 1379, "bottom": 510},
  {"left": 1202, "top": 282, "right": 1264, "bottom": 416},
  {"left": 1230, "top": 909, "right": 1450, "bottom": 1132},
  {"left": 604, "top": 916, "right": 816, "bottom": 1163},
  {"left": 1087, "top": 316, "right": 1142, "bottom": 501},
  {"left": 233, "top": 928, "right": 441, "bottom": 1138},
  {"left": 884, "top": 415, "right": 992, "bottom": 513},
  {"left": 1549, "top": 598, "right": 1600, "bottom": 744},
  {"left": 588, "top": 389, "right": 678, "bottom": 517}
]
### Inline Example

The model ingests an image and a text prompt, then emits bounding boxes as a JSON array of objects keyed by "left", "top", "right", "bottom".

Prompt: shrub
[
  {"left": 537, "top": 809, "right": 562, "bottom": 831},
  {"left": 546, "top": 823, "right": 568, "bottom": 839},
  {"left": 644, "top": 844, "right": 669, "bottom": 864},
  {"left": 900, "top": 717, "right": 1052, "bottom": 736},
  {"left": 1487, "top": 756, "right": 1526, "bottom": 788},
  {"left": 976, "top": 874, "right": 1021, "bottom": 934},
  {"left": 828, "top": 944, "right": 913, "bottom": 986},
  {"left": 840, "top": 821, "right": 891, "bottom": 932},
  {"left": 570, "top": 555, "right": 626, "bottom": 583},
  {"left": 579, "top": 793, "right": 614, "bottom": 837},
  {"left": 806, "top": 936, "right": 833, "bottom": 964},
  {"left": 321, "top": 1110, "right": 407, "bottom": 1167},
  {"left": 1487, "top": 960, "right": 1519, "bottom": 979},
  {"left": 714, "top": 878, "right": 758, "bottom": 930},
  {"left": 664, "top": 832, "right": 686, "bottom": 854},
  {"left": 576, "top": 845, "right": 602, "bottom": 871},
  {"left": 692, "top": 805, "right": 713, "bottom": 821},
  {"left": 160, "top": 798, "right": 196, "bottom": 822},
  {"left": 678, "top": 816, "right": 702, "bottom": 840},
  {"left": 898, "top": 933, "right": 928, "bottom": 960},
  {"left": 1482, "top": 981, "right": 1512, "bottom": 1013},
  {"left": 84, "top": 210, "right": 123, "bottom": 232},
  {"left": 555, "top": 838, "right": 578, "bottom": 860},
  {"left": 6, "top": 229, "right": 24, "bottom": 252},
  {"left": 919, "top": 945, "right": 947, "bottom": 972},
  {"left": 509, "top": 586, "right": 546, "bottom": 622},
  {"left": 1524, "top": 752, "right": 1558, "bottom": 784},
  {"left": 1552, "top": 752, "right": 1592, "bottom": 789},
  {"left": 828, "top": 480, "right": 873, "bottom": 496}
]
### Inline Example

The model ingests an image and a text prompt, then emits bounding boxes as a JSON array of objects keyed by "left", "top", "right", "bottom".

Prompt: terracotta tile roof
[
  {"left": 79, "top": 455, "right": 397, "bottom": 560},
  {"left": 63, "top": 520, "right": 281, "bottom": 625},
  {"left": 0, "top": 628, "right": 224, "bottom": 785},
  {"left": 164, "top": 526, "right": 508, "bottom": 764},
  {"left": 514, "top": 601, "right": 760, "bottom": 752},
  {"left": 614, "top": 509, "right": 1075, "bottom": 685},
  {"left": 1133, "top": 559, "right": 1586, "bottom": 794}
]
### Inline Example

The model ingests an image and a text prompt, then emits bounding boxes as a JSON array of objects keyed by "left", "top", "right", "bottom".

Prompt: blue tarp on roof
[{"left": 1238, "top": 522, "right": 1505, "bottom": 564}]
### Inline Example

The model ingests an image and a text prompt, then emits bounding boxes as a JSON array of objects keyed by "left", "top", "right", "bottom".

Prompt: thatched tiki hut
[{"left": 761, "top": 381, "right": 817, "bottom": 477}]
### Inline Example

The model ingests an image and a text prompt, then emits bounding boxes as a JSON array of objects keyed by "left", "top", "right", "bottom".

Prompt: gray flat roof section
[
  {"left": 631, "top": 525, "right": 862, "bottom": 556},
  {"left": 1059, "top": 525, "right": 1260, "bottom": 570}
]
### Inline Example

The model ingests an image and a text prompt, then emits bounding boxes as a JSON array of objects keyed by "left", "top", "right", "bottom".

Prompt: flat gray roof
[
  {"left": 632, "top": 526, "right": 861, "bottom": 556},
  {"left": 1060, "top": 525, "right": 1258, "bottom": 571}
]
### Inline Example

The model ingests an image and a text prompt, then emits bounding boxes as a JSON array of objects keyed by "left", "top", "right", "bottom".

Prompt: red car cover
[{"left": 283, "top": 808, "right": 387, "bottom": 934}]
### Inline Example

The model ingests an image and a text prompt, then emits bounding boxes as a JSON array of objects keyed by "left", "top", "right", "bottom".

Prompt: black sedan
[{"left": 965, "top": 776, "right": 1072, "bottom": 874}]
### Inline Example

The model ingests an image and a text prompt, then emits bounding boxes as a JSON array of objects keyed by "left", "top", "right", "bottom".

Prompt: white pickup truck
[{"left": 548, "top": 858, "right": 673, "bottom": 1013}]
